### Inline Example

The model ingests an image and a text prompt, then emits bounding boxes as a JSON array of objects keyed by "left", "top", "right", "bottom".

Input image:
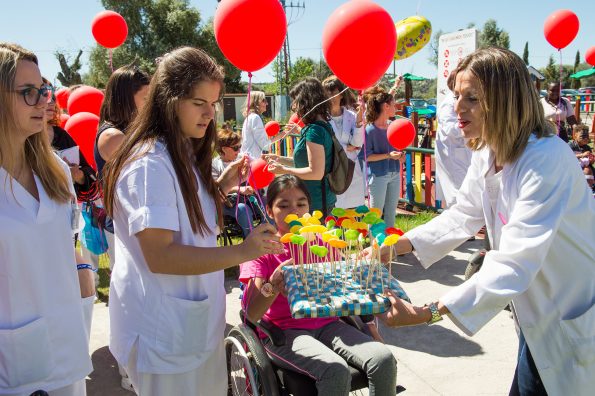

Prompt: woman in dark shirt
[
  {"left": 43, "top": 79, "right": 97, "bottom": 200},
  {"left": 265, "top": 77, "right": 336, "bottom": 214}
]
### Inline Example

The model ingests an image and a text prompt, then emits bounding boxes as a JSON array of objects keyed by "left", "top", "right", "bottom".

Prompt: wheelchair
[
  {"left": 225, "top": 311, "right": 406, "bottom": 396},
  {"left": 219, "top": 195, "right": 267, "bottom": 246}
]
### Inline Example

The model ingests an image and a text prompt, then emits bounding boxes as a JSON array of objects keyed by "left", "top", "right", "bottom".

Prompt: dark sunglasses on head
[{"left": 231, "top": 145, "right": 241, "bottom": 151}]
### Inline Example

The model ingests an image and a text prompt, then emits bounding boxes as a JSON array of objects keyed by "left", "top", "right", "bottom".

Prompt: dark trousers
[{"left": 509, "top": 332, "right": 548, "bottom": 396}]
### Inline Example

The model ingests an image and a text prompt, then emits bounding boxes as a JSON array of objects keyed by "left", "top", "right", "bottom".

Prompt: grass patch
[
  {"left": 96, "top": 253, "right": 111, "bottom": 303},
  {"left": 394, "top": 211, "right": 436, "bottom": 232}
]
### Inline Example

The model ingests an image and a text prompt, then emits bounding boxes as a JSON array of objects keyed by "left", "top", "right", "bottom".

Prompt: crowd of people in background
[{"left": 1, "top": 40, "right": 594, "bottom": 396}]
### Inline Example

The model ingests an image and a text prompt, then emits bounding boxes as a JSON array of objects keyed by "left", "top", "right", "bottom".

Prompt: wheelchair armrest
[
  {"left": 256, "top": 318, "right": 286, "bottom": 347},
  {"left": 239, "top": 310, "right": 286, "bottom": 347}
]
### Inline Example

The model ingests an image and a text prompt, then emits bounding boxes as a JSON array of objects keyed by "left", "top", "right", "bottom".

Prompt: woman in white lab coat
[
  {"left": 0, "top": 43, "right": 92, "bottom": 396},
  {"left": 322, "top": 75, "right": 365, "bottom": 208},
  {"left": 102, "top": 47, "right": 283, "bottom": 396},
  {"left": 373, "top": 47, "right": 595, "bottom": 395}
]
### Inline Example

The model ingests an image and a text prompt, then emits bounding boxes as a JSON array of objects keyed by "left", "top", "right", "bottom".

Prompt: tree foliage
[
  {"left": 479, "top": 19, "right": 509, "bottom": 49},
  {"left": 85, "top": 0, "right": 242, "bottom": 91},
  {"left": 522, "top": 42, "right": 529, "bottom": 65},
  {"left": 55, "top": 50, "right": 83, "bottom": 86},
  {"left": 271, "top": 56, "right": 332, "bottom": 95}
]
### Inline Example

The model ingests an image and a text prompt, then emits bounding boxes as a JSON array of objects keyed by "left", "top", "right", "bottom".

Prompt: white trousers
[{"left": 125, "top": 341, "right": 227, "bottom": 396}]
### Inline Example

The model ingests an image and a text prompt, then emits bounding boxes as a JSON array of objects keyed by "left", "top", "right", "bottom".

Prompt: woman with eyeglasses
[
  {"left": 212, "top": 128, "right": 263, "bottom": 238},
  {"left": 0, "top": 42, "right": 92, "bottom": 395}
]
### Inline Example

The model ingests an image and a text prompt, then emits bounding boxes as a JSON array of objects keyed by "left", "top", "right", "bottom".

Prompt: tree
[
  {"left": 55, "top": 50, "right": 83, "bottom": 86},
  {"left": 522, "top": 42, "right": 529, "bottom": 65},
  {"left": 479, "top": 19, "right": 509, "bottom": 49},
  {"left": 572, "top": 50, "right": 581, "bottom": 89},
  {"left": 427, "top": 29, "right": 443, "bottom": 67},
  {"left": 85, "top": 0, "right": 242, "bottom": 91},
  {"left": 540, "top": 55, "right": 573, "bottom": 87}
]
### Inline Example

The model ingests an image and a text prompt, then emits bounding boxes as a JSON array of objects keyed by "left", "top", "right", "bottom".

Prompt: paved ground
[{"left": 87, "top": 238, "right": 518, "bottom": 395}]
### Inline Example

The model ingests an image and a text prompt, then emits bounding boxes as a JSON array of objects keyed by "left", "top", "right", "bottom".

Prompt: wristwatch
[
  {"left": 261, "top": 282, "right": 275, "bottom": 298},
  {"left": 425, "top": 302, "right": 443, "bottom": 325}
]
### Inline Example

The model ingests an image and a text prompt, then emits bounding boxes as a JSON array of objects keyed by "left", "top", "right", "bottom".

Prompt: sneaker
[{"left": 121, "top": 375, "right": 135, "bottom": 393}]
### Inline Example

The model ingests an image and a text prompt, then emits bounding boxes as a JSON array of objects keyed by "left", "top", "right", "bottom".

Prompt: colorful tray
[{"left": 283, "top": 261, "right": 410, "bottom": 319}]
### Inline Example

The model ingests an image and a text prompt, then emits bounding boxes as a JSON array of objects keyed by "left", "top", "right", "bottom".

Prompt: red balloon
[
  {"left": 92, "top": 10, "right": 128, "bottom": 49},
  {"left": 387, "top": 118, "right": 415, "bottom": 150},
  {"left": 64, "top": 112, "right": 100, "bottom": 170},
  {"left": 586, "top": 46, "right": 595, "bottom": 66},
  {"left": 543, "top": 9, "right": 579, "bottom": 50},
  {"left": 322, "top": 0, "right": 397, "bottom": 90},
  {"left": 55, "top": 88, "right": 70, "bottom": 110},
  {"left": 67, "top": 86, "right": 104, "bottom": 116},
  {"left": 214, "top": 0, "right": 286, "bottom": 72},
  {"left": 288, "top": 113, "right": 305, "bottom": 128},
  {"left": 265, "top": 121, "right": 280, "bottom": 137},
  {"left": 248, "top": 158, "right": 275, "bottom": 189},
  {"left": 59, "top": 114, "right": 70, "bottom": 129}
]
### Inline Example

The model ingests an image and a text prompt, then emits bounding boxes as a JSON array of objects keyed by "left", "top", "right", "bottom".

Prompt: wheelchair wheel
[{"left": 226, "top": 324, "right": 279, "bottom": 396}]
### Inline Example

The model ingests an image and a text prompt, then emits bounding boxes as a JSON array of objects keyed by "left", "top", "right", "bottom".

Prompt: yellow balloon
[
  {"left": 290, "top": 225, "right": 301, "bottom": 234},
  {"left": 312, "top": 210, "right": 323, "bottom": 219},
  {"left": 369, "top": 207, "right": 383, "bottom": 216},
  {"left": 351, "top": 221, "right": 367, "bottom": 230},
  {"left": 321, "top": 231, "right": 336, "bottom": 242},
  {"left": 394, "top": 15, "right": 432, "bottom": 61}
]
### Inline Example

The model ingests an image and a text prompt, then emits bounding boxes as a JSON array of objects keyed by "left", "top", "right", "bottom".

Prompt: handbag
[{"left": 80, "top": 201, "right": 108, "bottom": 255}]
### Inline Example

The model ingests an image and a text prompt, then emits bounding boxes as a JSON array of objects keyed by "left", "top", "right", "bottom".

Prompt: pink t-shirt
[{"left": 239, "top": 243, "right": 338, "bottom": 335}]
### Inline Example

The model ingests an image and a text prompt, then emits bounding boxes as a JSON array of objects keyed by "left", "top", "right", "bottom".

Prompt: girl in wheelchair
[{"left": 240, "top": 175, "right": 397, "bottom": 396}]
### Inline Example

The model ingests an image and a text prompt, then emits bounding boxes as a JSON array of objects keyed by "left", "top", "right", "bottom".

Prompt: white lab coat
[
  {"left": 406, "top": 134, "right": 595, "bottom": 395},
  {"left": 0, "top": 159, "right": 92, "bottom": 395},
  {"left": 435, "top": 93, "right": 472, "bottom": 208},
  {"left": 109, "top": 141, "right": 226, "bottom": 392},
  {"left": 241, "top": 113, "right": 269, "bottom": 160},
  {"left": 331, "top": 108, "right": 366, "bottom": 208}
]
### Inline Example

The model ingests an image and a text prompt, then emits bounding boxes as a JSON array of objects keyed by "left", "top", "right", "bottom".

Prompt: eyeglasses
[
  {"left": 14, "top": 85, "right": 54, "bottom": 106},
  {"left": 231, "top": 145, "right": 241, "bottom": 151}
]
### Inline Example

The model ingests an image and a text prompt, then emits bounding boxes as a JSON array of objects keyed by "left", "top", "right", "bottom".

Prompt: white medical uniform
[
  {"left": 241, "top": 112, "right": 269, "bottom": 160},
  {"left": 109, "top": 141, "right": 227, "bottom": 395},
  {"left": 0, "top": 159, "right": 92, "bottom": 396},
  {"left": 406, "top": 134, "right": 595, "bottom": 395},
  {"left": 435, "top": 92, "right": 472, "bottom": 208},
  {"left": 331, "top": 108, "right": 365, "bottom": 208}
]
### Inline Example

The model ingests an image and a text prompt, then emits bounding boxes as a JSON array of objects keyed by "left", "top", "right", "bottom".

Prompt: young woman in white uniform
[
  {"left": 102, "top": 47, "right": 283, "bottom": 396},
  {"left": 0, "top": 43, "right": 92, "bottom": 396},
  {"left": 373, "top": 48, "right": 595, "bottom": 396}
]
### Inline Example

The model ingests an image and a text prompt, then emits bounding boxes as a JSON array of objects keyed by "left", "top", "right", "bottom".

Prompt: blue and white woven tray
[{"left": 283, "top": 261, "right": 410, "bottom": 319}]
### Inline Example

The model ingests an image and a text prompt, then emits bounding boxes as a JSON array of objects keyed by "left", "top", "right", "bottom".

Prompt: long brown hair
[
  {"left": 289, "top": 77, "right": 330, "bottom": 125},
  {"left": 103, "top": 47, "right": 224, "bottom": 235},
  {"left": 455, "top": 47, "right": 555, "bottom": 164},
  {"left": 99, "top": 64, "right": 150, "bottom": 131},
  {"left": 0, "top": 42, "right": 71, "bottom": 203}
]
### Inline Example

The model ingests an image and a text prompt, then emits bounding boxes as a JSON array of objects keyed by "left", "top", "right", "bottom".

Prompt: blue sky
[{"left": 1, "top": 0, "right": 594, "bottom": 86}]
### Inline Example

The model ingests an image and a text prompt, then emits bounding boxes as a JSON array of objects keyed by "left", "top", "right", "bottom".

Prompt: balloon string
[
  {"left": 416, "top": 0, "right": 422, "bottom": 15},
  {"left": 109, "top": 49, "right": 114, "bottom": 73},
  {"left": 246, "top": 72, "right": 253, "bottom": 119},
  {"left": 557, "top": 50, "right": 563, "bottom": 136},
  {"left": 359, "top": 91, "right": 371, "bottom": 207}
]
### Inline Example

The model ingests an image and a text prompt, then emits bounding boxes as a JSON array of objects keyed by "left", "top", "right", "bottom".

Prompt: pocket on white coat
[
  {"left": 560, "top": 303, "right": 595, "bottom": 366},
  {"left": 155, "top": 294, "right": 210, "bottom": 356},
  {"left": 0, "top": 317, "right": 53, "bottom": 388}
]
